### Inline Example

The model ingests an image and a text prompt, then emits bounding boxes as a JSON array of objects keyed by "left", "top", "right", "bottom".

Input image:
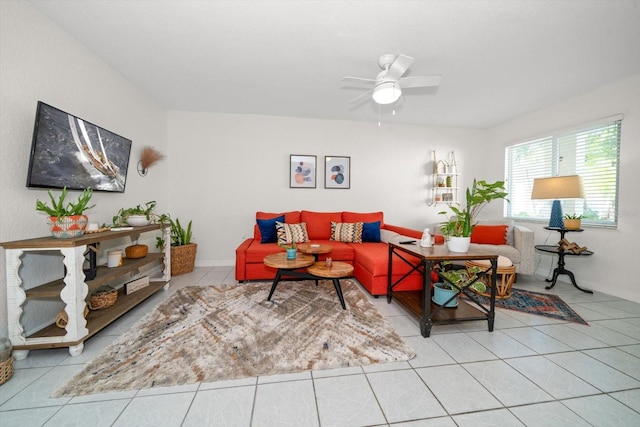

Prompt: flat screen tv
[{"left": 26, "top": 101, "right": 132, "bottom": 192}]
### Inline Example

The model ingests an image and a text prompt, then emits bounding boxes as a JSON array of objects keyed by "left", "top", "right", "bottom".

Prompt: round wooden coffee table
[
  {"left": 466, "top": 256, "right": 516, "bottom": 299},
  {"left": 297, "top": 243, "right": 332, "bottom": 260},
  {"left": 264, "top": 252, "right": 315, "bottom": 303},
  {"left": 307, "top": 261, "right": 354, "bottom": 309}
]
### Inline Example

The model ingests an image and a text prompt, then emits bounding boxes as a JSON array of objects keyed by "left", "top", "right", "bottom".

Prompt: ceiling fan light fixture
[{"left": 372, "top": 81, "right": 401, "bottom": 104}]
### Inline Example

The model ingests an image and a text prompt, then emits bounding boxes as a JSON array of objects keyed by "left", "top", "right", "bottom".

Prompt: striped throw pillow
[
  {"left": 275, "top": 222, "right": 309, "bottom": 245},
  {"left": 330, "top": 222, "right": 364, "bottom": 243}
]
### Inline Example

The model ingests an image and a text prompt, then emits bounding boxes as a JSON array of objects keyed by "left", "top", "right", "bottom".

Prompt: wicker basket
[
  {"left": 0, "top": 357, "right": 13, "bottom": 385},
  {"left": 125, "top": 244, "right": 148, "bottom": 259},
  {"left": 55, "top": 306, "right": 90, "bottom": 328},
  {"left": 171, "top": 243, "right": 197, "bottom": 276},
  {"left": 89, "top": 286, "right": 118, "bottom": 310}
]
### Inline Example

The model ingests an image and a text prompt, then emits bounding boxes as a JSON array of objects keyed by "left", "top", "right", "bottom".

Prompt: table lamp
[{"left": 531, "top": 175, "right": 585, "bottom": 228}]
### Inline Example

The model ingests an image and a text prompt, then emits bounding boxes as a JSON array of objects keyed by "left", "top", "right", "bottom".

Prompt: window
[{"left": 504, "top": 116, "right": 621, "bottom": 227}]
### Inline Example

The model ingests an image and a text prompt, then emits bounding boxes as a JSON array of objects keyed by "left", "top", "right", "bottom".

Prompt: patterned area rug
[
  {"left": 54, "top": 280, "right": 415, "bottom": 396},
  {"left": 463, "top": 288, "right": 588, "bottom": 325}
]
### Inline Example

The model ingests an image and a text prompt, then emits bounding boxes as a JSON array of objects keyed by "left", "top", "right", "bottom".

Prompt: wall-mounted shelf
[{"left": 429, "top": 151, "right": 460, "bottom": 205}]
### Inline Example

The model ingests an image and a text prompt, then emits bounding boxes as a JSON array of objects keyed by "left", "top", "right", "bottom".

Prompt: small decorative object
[
  {"left": 442, "top": 192, "right": 453, "bottom": 202},
  {"left": 125, "top": 244, "right": 148, "bottom": 259},
  {"left": 137, "top": 146, "right": 165, "bottom": 176},
  {"left": 326, "top": 257, "right": 333, "bottom": 268},
  {"left": 35, "top": 187, "right": 95, "bottom": 238},
  {"left": 563, "top": 213, "right": 583, "bottom": 230},
  {"left": 89, "top": 285, "right": 118, "bottom": 310},
  {"left": 286, "top": 248, "right": 297, "bottom": 259},
  {"left": 446, "top": 175, "right": 452, "bottom": 187},
  {"left": 86, "top": 222, "right": 99, "bottom": 232},
  {"left": 325, "top": 156, "right": 351, "bottom": 189},
  {"left": 447, "top": 151, "right": 457, "bottom": 174},
  {"left": 126, "top": 215, "right": 150, "bottom": 227},
  {"left": 125, "top": 276, "right": 150, "bottom": 294},
  {"left": 107, "top": 250, "right": 123, "bottom": 267},
  {"left": 420, "top": 228, "right": 432, "bottom": 248},
  {"left": 55, "top": 306, "right": 89, "bottom": 328},
  {"left": 559, "top": 238, "right": 588, "bottom": 254}
]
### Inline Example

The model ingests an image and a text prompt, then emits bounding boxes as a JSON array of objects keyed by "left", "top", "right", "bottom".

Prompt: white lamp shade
[
  {"left": 372, "top": 81, "right": 401, "bottom": 104},
  {"left": 531, "top": 175, "right": 586, "bottom": 199}
]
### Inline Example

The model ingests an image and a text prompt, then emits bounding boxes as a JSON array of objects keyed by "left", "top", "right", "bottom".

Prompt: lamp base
[{"left": 549, "top": 200, "right": 564, "bottom": 228}]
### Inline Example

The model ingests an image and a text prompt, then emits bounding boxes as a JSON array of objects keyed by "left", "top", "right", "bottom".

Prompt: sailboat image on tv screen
[{"left": 68, "top": 115, "right": 124, "bottom": 189}]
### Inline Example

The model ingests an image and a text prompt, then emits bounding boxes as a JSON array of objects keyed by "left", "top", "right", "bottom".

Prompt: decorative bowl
[{"left": 126, "top": 215, "right": 150, "bottom": 227}]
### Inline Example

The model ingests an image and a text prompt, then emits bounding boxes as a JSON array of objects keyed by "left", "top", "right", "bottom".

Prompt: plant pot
[
  {"left": 127, "top": 215, "right": 151, "bottom": 227},
  {"left": 447, "top": 236, "right": 471, "bottom": 253},
  {"left": 286, "top": 248, "right": 297, "bottom": 259},
  {"left": 432, "top": 283, "right": 458, "bottom": 307},
  {"left": 47, "top": 215, "right": 88, "bottom": 238},
  {"left": 171, "top": 243, "right": 197, "bottom": 276},
  {"left": 564, "top": 219, "right": 581, "bottom": 230}
]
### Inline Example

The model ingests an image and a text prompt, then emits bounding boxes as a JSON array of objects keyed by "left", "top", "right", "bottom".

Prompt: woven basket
[
  {"left": 125, "top": 244, "right": 148, "bottom": 259},
  {"left": 89, "top": 286, "right": 118, "bottom": 310},
  {"left": 56, "top": 306, "right": 90, "bottom": 328},
  {"left": 171, "top": 243, "right": 197, "bottom": 276},
  {"left": 0, "top": 357, "right": 13, "bottom": 385}
]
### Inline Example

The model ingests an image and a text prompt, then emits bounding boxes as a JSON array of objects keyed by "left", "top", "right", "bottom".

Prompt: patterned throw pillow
[
  {"left": 330, "top": 222, "right": 364, "bottom": 243},
  {"left": 275, "top": 222, "right": 309, "bottom": 245}
]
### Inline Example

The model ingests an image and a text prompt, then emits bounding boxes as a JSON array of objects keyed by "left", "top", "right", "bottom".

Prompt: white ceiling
[{"left": 31, "top": 0, "right": 640, "bottom": 128}]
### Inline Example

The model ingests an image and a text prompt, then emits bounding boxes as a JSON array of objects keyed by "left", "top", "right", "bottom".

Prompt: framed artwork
[
  {"left": 290, "top": 155, "right": 316, "bottom": 188},
  {"left": 325, "top": 156, "right": 350, "bottom": 189}
]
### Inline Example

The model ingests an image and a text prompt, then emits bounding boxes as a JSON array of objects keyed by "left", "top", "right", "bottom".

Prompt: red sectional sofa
[{"left": 235, "top": 210, "right": 424, "bottom": 296}]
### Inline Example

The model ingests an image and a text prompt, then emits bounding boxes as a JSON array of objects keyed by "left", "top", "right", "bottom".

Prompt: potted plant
[
  {"left": 279, "top": 241, "right": 297, "bottom": 259},
  {"left": 433, "top": 265, "right": 485, "bottom": 307},
  {"left": 112, "top": 201, "right": 166, "bottom": 227},
  {"left": 563, "top": 213, "right": 583, "bottom": 230},
  {"left": 35, "top": 187, "right": 95, "bottom": 238},
  {"left": 439, "top": 179, "right": 509, "bottom": 252},
  {"left": 170, "top": 217, "right": 197, "bottom": 276}
]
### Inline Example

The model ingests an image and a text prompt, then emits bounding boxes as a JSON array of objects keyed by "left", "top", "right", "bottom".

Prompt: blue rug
[{"left": 464, "top": 288, "right": 588, "bottom": 325}]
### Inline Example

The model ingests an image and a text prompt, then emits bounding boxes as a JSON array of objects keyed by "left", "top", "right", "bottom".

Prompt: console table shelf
[{"left": 1, "top": 225, "right": 171, "bottom": 359}]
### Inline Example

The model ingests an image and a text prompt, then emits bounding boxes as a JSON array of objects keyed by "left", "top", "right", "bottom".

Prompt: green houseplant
[
  {"left": 439, "top": 179, "right": 508, "bottom": 252},
  {"left": 169, "top": 217, "right": 197, "bottom": 276},
  {"left": 433, "top": 264, "right": 485, "bottom": 307},
  {"left": 563, "top": 213, "right": 583, "bottom": 230},
  {"left": 112, "top": 201, "right": 168, "bottom": 227},
  {"left": 35, "top": 187, "right": 95, "bottom": 238}
]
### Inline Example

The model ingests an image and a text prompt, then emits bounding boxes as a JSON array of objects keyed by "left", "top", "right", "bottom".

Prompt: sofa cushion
[
  {"left": 362, "top": 221, "right": 381, "bottom": 242},
  {"left": 471, "top": 225, "right": 508, "bottom": 245},
  {"left": 342, "top": 211, "right": 384, "bottom": 226},
  {"left": 275, "top": 222, "right": 309, "bottom": 245},
  {"left": 300, "top": 211, "right": 342, "bottom": 240},
  {"left": 470, "top": 243, "right": 521, "bottom": 264},
  {"left": 254, "top": 211, "right": 301, "bottom": 240},
  {"left": 256, "top": 215, "right": 284, "bottom": 243},
  {"left": 331, "top": 222, "right": 363, "bottom": 243}
]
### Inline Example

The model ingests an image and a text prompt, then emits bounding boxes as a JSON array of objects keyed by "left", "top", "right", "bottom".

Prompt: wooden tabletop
[
  {"left": 263, "top": 252, "right": 315, "bottom": 269},
  {"left": 297, "top": 243, "right": 333, "bottom": 255},
  {"left": 307, "top": 261, "right": 354, "bottom": 278}
]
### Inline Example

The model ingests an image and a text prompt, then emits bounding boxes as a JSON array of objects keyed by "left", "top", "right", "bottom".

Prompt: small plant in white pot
[
  {"left": 35, "top": 187, "right": 95, "bottom": 238},
  {"left": 112, "top": 201, "right": 166, "bottom": 227},
  {"left": 439, "top": 179, "right": 509, "bottom": 252}
]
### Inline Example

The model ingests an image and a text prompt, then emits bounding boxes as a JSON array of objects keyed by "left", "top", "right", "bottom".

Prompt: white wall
[
  {"left": 0, "top": 2, "right": 169, "bottom": 335},
  {"left": 488, "top": 74, "right": 640, "bottom": 303},
  {"left": 167, "top": 111, "right": 488, "bottom": 265}
]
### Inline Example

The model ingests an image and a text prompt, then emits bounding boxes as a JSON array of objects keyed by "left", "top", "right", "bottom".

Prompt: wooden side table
[
  {"left": 307, "top": 261, "right": 354, "bottom": 310},
  {"left": 297, "top": 243, "right": 333, "bottom": 260},
  {"left": 466, "top": 256, "right": 516, "bottom": 299}
]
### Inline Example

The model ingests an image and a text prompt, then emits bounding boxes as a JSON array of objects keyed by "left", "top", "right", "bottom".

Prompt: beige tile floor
[{"left": 1, "top": 266, "right": 639, "bottom": 426}]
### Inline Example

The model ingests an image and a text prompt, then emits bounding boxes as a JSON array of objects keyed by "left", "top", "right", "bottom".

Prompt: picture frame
[
  {"left": 290, "top": 155, "right": 316, "bottom": 188},
  {"left": 325, "top": 156, "right": 350, "bottom": 189}
]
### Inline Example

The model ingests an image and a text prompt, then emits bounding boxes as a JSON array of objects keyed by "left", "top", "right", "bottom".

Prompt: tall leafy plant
[
  {"left": 35, "top": 187, "right": 95, "bottom": 219},
  {"left": 439, "top": 179, "right": 509, "bottom": 237},
  {"left": 170, "top": 218, "right": 193, "bottom": 246}
]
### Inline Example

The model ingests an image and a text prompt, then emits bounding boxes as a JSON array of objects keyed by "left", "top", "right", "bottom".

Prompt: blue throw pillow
[
  {"left": 362, "top": 221, "right": 381, "bottom": 242},
  {"left": 257, "top": 215, "right": 285, "bottom": 243}
]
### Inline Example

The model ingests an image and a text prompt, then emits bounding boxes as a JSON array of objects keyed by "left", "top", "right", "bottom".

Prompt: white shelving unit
[
  {"left": 430, "top": 151, "right": 460, "bottom": 205},
  {"left": 0, "top": 225, "right": 171, "bottom": 359}
]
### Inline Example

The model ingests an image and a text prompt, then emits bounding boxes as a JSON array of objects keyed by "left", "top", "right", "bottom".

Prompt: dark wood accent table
[{"left": 387, "top": 243, "right": 498, "bottom": 337}]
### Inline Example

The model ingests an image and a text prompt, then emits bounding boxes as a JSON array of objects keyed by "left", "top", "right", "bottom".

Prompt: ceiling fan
[{"left": 342, "top": 54, "right": 442, "bottom": 105}]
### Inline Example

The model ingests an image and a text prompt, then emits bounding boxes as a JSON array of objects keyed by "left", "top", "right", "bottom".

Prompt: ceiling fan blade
[
  {"left": 399, "top": 75, "right": 442, "bottom": 88},
  {"left": 348, "top": 88, "right": 374, "bottom": 104},
  {"left": 386, "top": 54, "right": 414, "bottom": 80},
  {"left": 341, "top": 76, "right": 376, "bottom": 84}
]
